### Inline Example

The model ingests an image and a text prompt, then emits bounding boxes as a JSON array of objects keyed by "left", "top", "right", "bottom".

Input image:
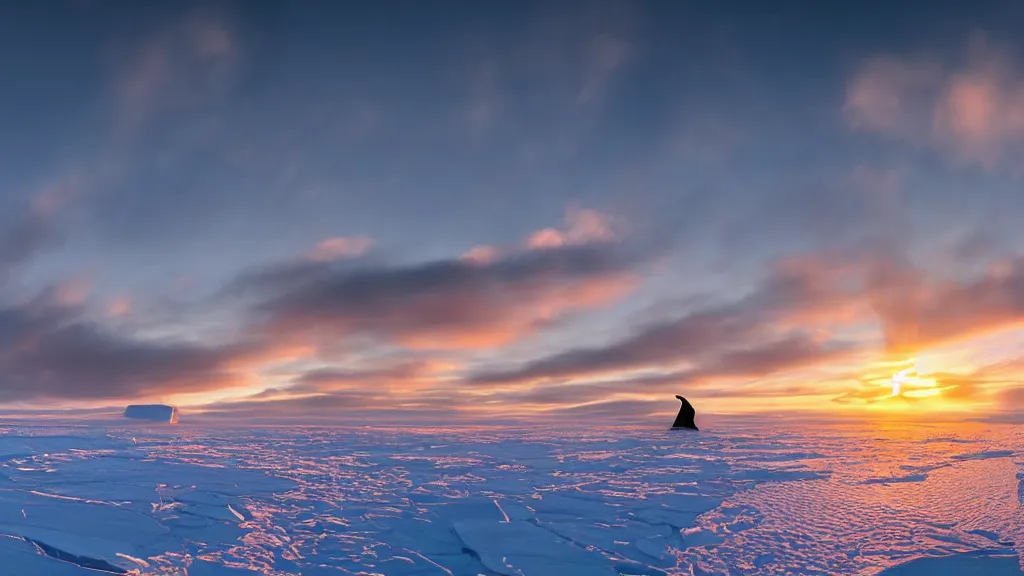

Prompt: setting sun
[{"left": 888, "top": 360, "right": 941, "bottom": 398}]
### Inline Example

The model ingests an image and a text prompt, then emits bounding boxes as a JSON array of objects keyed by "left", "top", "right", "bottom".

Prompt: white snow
[
  {"left": 878, "top": 551, "right": 1022, "bottom": 575},
  {"left": 452, "top": 519, "right": 619, "bottom": 575},
  {"left": 0, "top": 420, "right": 1016, "bottom": 574}
]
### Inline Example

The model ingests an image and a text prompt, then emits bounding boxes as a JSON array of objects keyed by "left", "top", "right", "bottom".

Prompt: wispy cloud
[
  {"left": 113, "top": 9, "right": 238, "bottom": 138},
  {"left": 844, "top": 34, "right": 1024, "bottom": 167},
  {"left": 0, "top": 180, "right": 78, "bottom": 283},
  {"left": 843, "top": 56, "right": 942, "bottom": 136},
  {"left": 577, "top": 33, "right": 632, "bottom": 105}
]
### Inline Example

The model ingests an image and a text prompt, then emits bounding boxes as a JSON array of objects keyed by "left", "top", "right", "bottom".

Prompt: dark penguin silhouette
[{"left": 670, "top": 395, "right": 698, "bottom": 430}]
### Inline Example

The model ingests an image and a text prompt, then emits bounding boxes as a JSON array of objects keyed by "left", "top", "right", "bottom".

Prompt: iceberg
[{"left": 123, "top": 404, "right": 179, "bottom": 423}]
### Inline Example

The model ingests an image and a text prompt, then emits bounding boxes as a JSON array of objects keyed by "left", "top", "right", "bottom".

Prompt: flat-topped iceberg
[{"left": 123, "top": 404, "right": 179, "bottom": 423}]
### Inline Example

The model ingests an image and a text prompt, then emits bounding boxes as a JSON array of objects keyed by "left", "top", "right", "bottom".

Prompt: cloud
[
  {"left": 13, "top": 243, "right": 1022, "bottom": 415},
  {"left": 464, "top": 59, "right": 502, "bottom": 135},
  {"left": 113, "top": 9, "right": 238, "bottom": 137},
  {"left": 228, "top": 208, "right": 642, "bottom": 351},
  {"left": 50, "top": 276, "right": 91, "bottom": 308},
  {"left": 687, "top": 335, "right": 857, "bottom": 380},
  {"left": 843, "top": 56, "right": 942, "bottom": 136},
  {"left": 202, "top": 383, "right": 665, "bottom": 424},
  {"left": 0, "top": 181, "right": 78, "bottom": 282},
  {"left": 460, "top": 245, "right": 499, "bottom": 264},
  {"left": 998, "top": 385, "right": 1024, "bottom": 410},
  {"left": 303, "top": 236, "right": 374, "bottom": 262},
  {"left": 192, "top": 387, "right": 474, "bottom": 424},
  {"left": 254, "top": 243, "right": 636, "bottom": 350},
  {"left": 106, "top": 297, "right": 132, "bottom": 318},
  {"left": 542, "top": 399, "right": 662, "bottom": 421},
  {"left": 866, "top": 255, "right": 1024, "bottom": 356},
  {"left": 220, "top": 240, "right": 1024, "bottom": 416},
  {"left": 830, "top": 362, "right": 1015, "bottom": 407},
  {"left": 467, "top": 245, "right": 1024, "bottom": 409},
  {"left": 0, "top": 286, "right": 291, "bottom": 403},
  {"left": 577, "top": 33, "right": 632, "bottom": 105},
  {"left": 526, "top": 206, "right": 617, "bottom": 249},
  {"left": 282, "top": 359, "right": 457, "bottom": 395},
  {"left": 843, "top": 35, "right": 1024, "bottom": 167},
  {"left": 457, "top": 207, "right": 619, "bottom": 264},
  {"left": 491, "top": 381, "right": 627, "bottom": 406},
  {"left": 471, "top": 254, "right": 866, "bottom": 386}
]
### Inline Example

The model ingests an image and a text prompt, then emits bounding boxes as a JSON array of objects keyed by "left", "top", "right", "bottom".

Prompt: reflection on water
[{"left": 0, "top": 419, "right": 1018, "bottom": 574}]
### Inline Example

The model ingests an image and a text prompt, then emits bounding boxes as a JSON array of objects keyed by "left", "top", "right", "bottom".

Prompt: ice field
[{"left": 0, "top": 418, "right": 1020, "bottom": 575}]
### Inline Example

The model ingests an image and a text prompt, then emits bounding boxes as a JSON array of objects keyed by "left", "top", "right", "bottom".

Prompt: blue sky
[{"left": 2, "top": 0, "right": 1024, "bottom": 421}]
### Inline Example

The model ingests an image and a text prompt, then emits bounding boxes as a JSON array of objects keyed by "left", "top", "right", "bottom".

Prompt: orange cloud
[
  {"left": 225, "top": 243, "right": 1024, "bottom": 420},
  {"left": 393, "top": 273, "right": 636, "bottom": 351},
  {"left": 303, "top": 236, "right": 374, "bottom": 261},
  {"left": 526, "top": 206, "right": 616, "bottom": 249},
  {"left": 933, "top": 66, "right": 1024, "bottom": 167},
  {"left": 462, "top": 206, "right": 618, "bottom": 262},
  {"left": 239, "top": 207, "right": 640, "bottom": 351},
  {"left": 466, "top": 248, "right": 1024, "bottom": 416},
  {"left": 468, "top": 252, "right": 872, "bottom": 389},
  {"left": 268, "top": 359, "right": 462, "bottom": 400},
  {"left": 264, "top": 265, "right": 636, "bottom": 352},
  {"left": 864, "top": 255, "right": 1024, "bottom": 356}
]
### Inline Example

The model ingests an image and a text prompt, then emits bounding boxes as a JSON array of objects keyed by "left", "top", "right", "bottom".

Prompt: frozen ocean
[{"left": 0, "top": 418, "right": 1020, "bottom": 575}]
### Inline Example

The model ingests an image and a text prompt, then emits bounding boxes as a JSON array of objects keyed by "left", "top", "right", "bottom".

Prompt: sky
[{"left": 1, "top": 0, "right": 1024, "bottom": 423}]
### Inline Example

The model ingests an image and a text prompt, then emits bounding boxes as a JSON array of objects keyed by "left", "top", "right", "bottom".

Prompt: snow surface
[{"left": 0, "top": 419, "right": 1018, "bottom": 575}]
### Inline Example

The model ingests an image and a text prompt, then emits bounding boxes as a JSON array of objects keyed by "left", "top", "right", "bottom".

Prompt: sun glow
[
  {"left": 850, "top": 356, "right": 956, "bottom": 409},
  {"left": 889, "top": 361, "right": 939, "bottom": 398}
]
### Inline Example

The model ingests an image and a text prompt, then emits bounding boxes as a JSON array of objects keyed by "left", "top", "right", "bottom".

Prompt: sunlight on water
[{"left": 0, "top": 419, "right": 1017, "bottom": 575}]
